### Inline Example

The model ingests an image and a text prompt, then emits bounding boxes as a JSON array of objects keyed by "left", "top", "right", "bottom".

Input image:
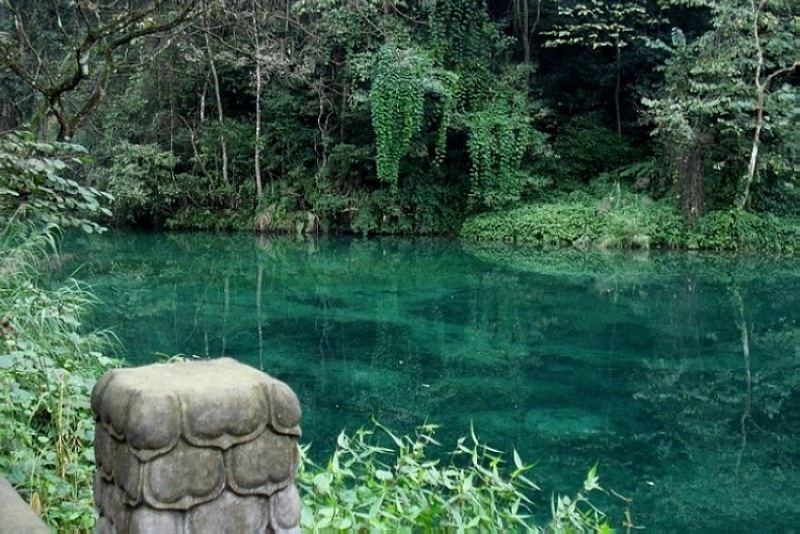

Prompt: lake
[{"left": 61, "top": 230, "right": 799, "bottom": 530}]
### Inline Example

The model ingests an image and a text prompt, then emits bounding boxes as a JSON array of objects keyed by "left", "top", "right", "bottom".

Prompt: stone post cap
[
  {"left": 91, "top": 357, "right": 302, "bottom": 459},
  {"left": 92, "top": 358, "right": 303, "bottom": 529}
]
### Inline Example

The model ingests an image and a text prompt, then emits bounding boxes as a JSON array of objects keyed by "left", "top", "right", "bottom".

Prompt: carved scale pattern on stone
[{"left": 92, "top": 358, "right": 302, "bottom": 533}]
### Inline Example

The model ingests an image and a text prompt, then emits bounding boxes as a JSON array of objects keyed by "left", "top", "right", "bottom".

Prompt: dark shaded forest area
[{"left": 1, "top": 0, "right": 797, "bottom": 249}]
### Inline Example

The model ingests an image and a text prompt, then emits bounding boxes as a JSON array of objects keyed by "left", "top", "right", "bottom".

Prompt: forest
[{"left": 0, "top": 0, "right": 797, "bottom": 250}]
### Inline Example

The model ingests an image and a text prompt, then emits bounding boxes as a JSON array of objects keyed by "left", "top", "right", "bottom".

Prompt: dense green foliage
[
  {"left": 0, "top": 130, "right": 115, "bottom": 529},
  {"left": 1, "top": 0, "right": 794, "bottom": 245},
  {"left": 0, "top": 223, "right": 114, "bottom": 530},
  {"left": 298, "top": 422, "right": 626, "bottom": 531},
  {"left": 0, "top": 131, "right": 112, "bottom": 232},
  {"left": 371, "top": 45, "right": 456, "bottom": 189},
  {"left": 642, "top": 0, "right": 798, "bottom": 218},
  {"left": 461, "top": 187, "right": 797, "bottom": 253},
  {"left": 0, "top": 1, "right": 795, "bottom": 525}
]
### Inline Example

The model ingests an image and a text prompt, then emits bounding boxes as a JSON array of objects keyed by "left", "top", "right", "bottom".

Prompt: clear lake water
[{"left": 60, "top": 230, "right": 799, "bottom": 530}]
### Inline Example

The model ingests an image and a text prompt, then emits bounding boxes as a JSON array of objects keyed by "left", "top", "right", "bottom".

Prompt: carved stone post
[{"left": 91, "top": 357, "right": 302, "bottom": 533}]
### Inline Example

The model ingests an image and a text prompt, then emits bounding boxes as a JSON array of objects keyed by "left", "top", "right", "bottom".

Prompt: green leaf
[{"left": 375, "top": 469, "right": 393, "bottom": 482}]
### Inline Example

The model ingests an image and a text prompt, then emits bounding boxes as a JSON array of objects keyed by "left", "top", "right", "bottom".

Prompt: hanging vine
[
  {"left": 371, "top": 46, "right": 425, "bottom": 187},
  {"left": 370, "top": 44, "right": 457, "bottom": 187},
  {"left": 369, "top": 0, "right": 533, "bottom": 208},
  {"left": 428, "top": 0, "right": 534, "bottom": 210},
  {"left": 466, "top": 96, "right": 530, "bottom": 210},
  {"left": 429, "top": 0, "right": 496, "bottom": 107}
]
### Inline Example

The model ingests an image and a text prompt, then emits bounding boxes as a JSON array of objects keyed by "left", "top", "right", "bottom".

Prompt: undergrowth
[
  {"left": 297, "top": 421, "right": 634, "bottom": 532},
  {"left": 461, "top": 187, "right": 796, "bottom": 253},
  {"left": 0, "top": 223, "right": 117, "bottom": 530}
]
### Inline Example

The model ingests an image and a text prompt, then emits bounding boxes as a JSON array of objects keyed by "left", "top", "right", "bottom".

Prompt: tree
[
  {"left": 0, "top": 0, "right": 201, "bottom": 141},
  {"left": 643, "top": 0, "right": 797, "bottom": 216},
  {"left": 736, "top": 0, "right": 798, "bottom": 209},
  {"left": 543, "top": 0, "right": 663, "bottom": 137},
  {"left": 216, "top": 0, "right": 315, "bottom": 201},
  {"left": 510, "top": 0, "right": 544, "bottom": 66}
]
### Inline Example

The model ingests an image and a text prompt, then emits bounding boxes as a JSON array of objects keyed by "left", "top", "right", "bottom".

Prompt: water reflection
[{"left": 62, "top": 231, "right": 798, "bottom": 530}]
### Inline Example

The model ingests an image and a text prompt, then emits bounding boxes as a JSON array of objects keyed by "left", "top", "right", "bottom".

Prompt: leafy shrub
[
  {"left": 0, "top": 131, "right": 117, "bottom": 529},
  {"left": 0, "top": 223, "right": 116, "bottom": 530},
  {"left": 551, "top": 116, "right": 641, "bottom": 186},
  {"left": 297, "top": 422, "right": 624, "bottom": 531},
  {"left": 686, "top": 209, "right": 797, "bottom": 253},
  {"left": 0, "top": 131, "right": 111, "bottom": 233},
  {"left": 461, "top": 191, "right": 795, "bottom": 253},
  {"left": 87, "top": 141, "right": 180, "bottom": 225},
  {"left": 460, "top": 190, "right": 661, "bottom": 249}
]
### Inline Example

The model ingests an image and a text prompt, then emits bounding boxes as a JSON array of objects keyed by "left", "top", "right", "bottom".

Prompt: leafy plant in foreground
[
  {"left": 0, "top": 129, "right": 117, "bottom": 530},
  {"left": 297, "top": 421, "right": 626, "bottom": 531},
  {"left": 0, "top": 222, "right": 117, "bottom": 530}
]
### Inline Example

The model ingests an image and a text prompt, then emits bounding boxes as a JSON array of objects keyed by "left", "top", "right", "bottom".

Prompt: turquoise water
[{"left": 62, "top": 230, "right": 798, "bottom": 530}]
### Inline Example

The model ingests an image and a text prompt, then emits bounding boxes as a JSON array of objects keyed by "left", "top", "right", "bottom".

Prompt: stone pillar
[
  {"left": 91, "top": 357, "right": 302, "bottom": 533},
  {"left": 0, "top": 475, "right": 50, "bottom": 534}
]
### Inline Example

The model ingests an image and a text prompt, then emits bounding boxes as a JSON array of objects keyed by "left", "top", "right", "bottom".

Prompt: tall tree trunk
[
  {"left": 204, "top": 23, "right": 230, "bottom": 187},
  {"left": 736, "top": 0, "right": 798, "bottom": 210},
  {"left": 738, "top": 108, "right": 762, "bottom": 210},
  {"left": 252, "top": 6, "right": 264, "bottom": 200},
  {"left": 514, "top": 0, "right": 531, "bottom": 65},
  {"left": 736, "top": 0, "right": 766, "bottom": 211},
  {"left": 614, "top": 42, "right": 622, "bottom": 138},
  {"left": 677, "top": 133, "right": 708, "bottom": 222}
]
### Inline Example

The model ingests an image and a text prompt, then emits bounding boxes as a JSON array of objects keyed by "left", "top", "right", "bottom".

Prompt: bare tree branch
[{"left": 1, "top": 0, "right": 203, "bottom": 140}]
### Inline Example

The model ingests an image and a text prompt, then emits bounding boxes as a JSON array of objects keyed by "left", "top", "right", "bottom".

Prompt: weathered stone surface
[
  {"left": 143, "top": 439, "right": 226, "bottom": 509},
  {"left": 92, "top": 358, "right": 301, "bottom": 455},
  {"left": 93, "top": 357, "right": 302, "bottom": 532},
  {"left": 0, "top": 475, "right": 50, "bottom": 534},
  {"left": 94, "top": 422, "right": 115, "bottom": 481},
  {"left": 186, "top": 490, "right": 271, "bottom": 532},
  {"left": 126, "top": 389, "right": 181, "bottom": 458},
  {"left": 226, "top": 428, "right": 298, "bottom": 495},
  {"left": 270, "top": 484, "right": 302, "bottom": 533},
  {"left": 265, "top": 381, "right": 303, "bottom": 436},
  {"left": 94, "top": 476, "right": 130, "bottom": 532},
  {"left": 129, "top": 507, "right": 184, "bottom": 533},
  {"left": 113, "top": 442, "right": 143, "bottom": 506},
  {"left": 95, "top": 515, "right": 113, "bottom": 534}
]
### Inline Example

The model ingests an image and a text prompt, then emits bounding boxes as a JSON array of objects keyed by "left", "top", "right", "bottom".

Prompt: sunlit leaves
[
  {"left": 543, "top": 0, "right": 663, "bottom": 50},
  {"left": 0, "top": 131, "right": 112, "bottom": 233},
  {"left": 296, "top": 420, "right": 624, "bottom": 530}
]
